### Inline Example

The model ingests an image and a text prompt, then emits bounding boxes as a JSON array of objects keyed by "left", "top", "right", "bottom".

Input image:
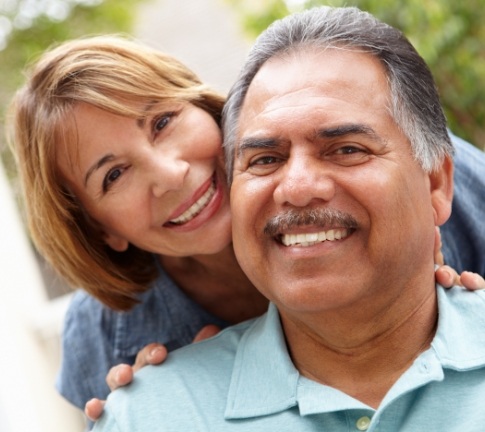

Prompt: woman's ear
[
  {"left": 429, "top": 155, "right": 453, "bottom": 226},
  {"left": 103, "top": 232, "right": 129, "bottom": 252}
]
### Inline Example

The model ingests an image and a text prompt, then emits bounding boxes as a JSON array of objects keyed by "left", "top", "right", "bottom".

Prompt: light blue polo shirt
[
  {"left": 58, "top": 132, "right": 485, "bottom": 420},
  {"left": 93, "top": 286, "right": 485, "bottom": 432}
]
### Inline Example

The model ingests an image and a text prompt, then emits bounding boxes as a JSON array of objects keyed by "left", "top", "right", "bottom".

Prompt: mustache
[{"left": 264, "top": 208, "right": 358, "bottom": 237}]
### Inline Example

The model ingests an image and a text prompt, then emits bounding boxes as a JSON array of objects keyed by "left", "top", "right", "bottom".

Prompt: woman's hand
[
  {"left": 436, "top": 266, "right": 485, "bottom": 290},
  {"left": 84, "top": 343, "right": 167, "bottom": 421},
  {"left": 434, "top": 227, "right": 485, "bottom": 290},
  {"left": 84, "top": 325, "right": 221, "bottom": 422}
]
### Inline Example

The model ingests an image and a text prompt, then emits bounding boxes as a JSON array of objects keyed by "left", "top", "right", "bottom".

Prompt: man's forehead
[{"left": 237, "top": 48, "right": 391, "bottom": 137}]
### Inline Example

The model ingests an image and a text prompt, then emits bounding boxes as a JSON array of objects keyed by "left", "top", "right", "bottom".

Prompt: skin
[
  {"left": 56, "top": 98, "right": 269, "bottom": 420},
  {"left": 230, "top": 48, "right": 453, "bottom": 407},
  {"left": 58, "top": 101, "right": 267, "bottom": 325},
  {"left": 80, "top": 57, "right": 485, "bottom": 420},
  {"left": 58, "top": 101, "right": 232, "bottom": 257}
]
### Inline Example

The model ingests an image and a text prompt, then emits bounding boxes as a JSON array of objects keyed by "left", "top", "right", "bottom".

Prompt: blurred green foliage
[
  {"left": 226, "top": 0, "right": 485, "bottom": 150},
  {"left": 0, "top": 0, "right": 144, "bottom": 177}
]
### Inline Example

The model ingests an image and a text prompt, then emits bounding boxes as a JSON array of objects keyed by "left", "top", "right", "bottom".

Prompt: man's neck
[{"left": 280, "top": 286, "right": 438, "bottom": 409}]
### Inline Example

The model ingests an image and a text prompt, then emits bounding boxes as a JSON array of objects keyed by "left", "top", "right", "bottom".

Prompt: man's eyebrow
[
  {"left": 236, "top": 124, "right": 384, "bottom": 158},
  {"left": 236, "top": 137, "right": 280, "bottom": 158},
  {"left": 84, "top": 154, "right": 115, "bottom": 187},
  {"left": 317, "top": 123, "right": 383, "bottom": 142}
]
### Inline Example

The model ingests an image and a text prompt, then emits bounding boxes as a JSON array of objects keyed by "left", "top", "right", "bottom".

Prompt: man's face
[{"left": 230, "top": 48, "right": 452, "bottom": 317}]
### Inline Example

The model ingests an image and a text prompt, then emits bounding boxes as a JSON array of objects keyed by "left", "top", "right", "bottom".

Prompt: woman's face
[{"left": 56, "top": 101, "right": 232, "bottom": 257}]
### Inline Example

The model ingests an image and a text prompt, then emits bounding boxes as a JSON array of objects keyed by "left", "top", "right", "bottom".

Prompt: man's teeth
[
  {"left": 170, "top": 181, "right": 216, "bottom": 225},
  {"left": 280, "top": 229, "right": 349, "bottom": 247}
]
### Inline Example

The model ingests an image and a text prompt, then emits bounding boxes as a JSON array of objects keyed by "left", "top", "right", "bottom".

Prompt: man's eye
[
  {"left": 250, "top": 156, "right": 280, "bottom": 166},
  {"left": 335, "top": 146, "right": 364, "bottom": 155},
  {"left": 153, "top": 113, "right": 174, "bottom": 133},
  {"left": 325, "top": 145, "right": 370, "bottom": 166}
]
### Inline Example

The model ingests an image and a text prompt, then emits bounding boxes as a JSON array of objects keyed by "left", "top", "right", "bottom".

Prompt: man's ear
[
  {"left": 103, "top": 232, "right": 129, "bottom": 252},
  {"left": 430, "top": 155, "right": 453, "bottom": 226}
]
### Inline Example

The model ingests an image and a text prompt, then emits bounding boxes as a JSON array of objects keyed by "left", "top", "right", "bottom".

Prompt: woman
[{"left": 8, "top": 35, "right": 484, "bottom": 423}]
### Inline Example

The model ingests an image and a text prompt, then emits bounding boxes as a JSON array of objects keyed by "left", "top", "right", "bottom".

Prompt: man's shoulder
[
  {"left": 138, "top": 317, "right": 257, "bottom": 383},
  {"left": 434, "top": 286, "right": 485, "bottom": 368},
  {"left": 98, "top": 318, "right": 260, "bottom": 431},
  {"left": 440, "top": 284, "right": 485, "bottom": 311},
  {"left": 438, "top": 285, "right": 485, "bottom": 324}
]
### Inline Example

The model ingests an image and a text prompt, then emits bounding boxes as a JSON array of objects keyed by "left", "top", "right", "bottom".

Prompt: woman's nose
[{"left": 148, "top": 152, "right": 190, "bottom": 198}]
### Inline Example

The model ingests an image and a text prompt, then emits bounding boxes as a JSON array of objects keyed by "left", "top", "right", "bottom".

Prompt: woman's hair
[
  {"left": 8, "top": 35, "right": 225, "bottom": 310},
  {"left": 223, "top": 6, "right": 454, "bottom": 183}
]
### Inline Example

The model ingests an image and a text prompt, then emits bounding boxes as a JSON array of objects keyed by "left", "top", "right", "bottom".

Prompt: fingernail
[
  {"left": 150, "top": 347, "right": 163, "bottom": 357},
  {"left": 443, "top": 269, "right": 452, "bottom": 281},
  {"left": 472, "top": 273, "right": 485, "bottom": 289}
]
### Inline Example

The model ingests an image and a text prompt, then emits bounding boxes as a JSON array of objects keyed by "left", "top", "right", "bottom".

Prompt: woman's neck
[{"left": 159, "top": 245, "right": 268, "bottom": 324}]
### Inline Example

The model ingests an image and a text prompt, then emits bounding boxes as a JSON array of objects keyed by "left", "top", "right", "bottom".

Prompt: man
[{"left": 93, "top": 7, "right": 485, "bottom": 431}]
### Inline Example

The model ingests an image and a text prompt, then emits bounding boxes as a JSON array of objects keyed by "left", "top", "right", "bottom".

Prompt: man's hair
[
  {"left": 7, "top": 35, "right": 225, "bottom": 310},
  {"left": 223, "top": 6, "right": 454, "bottom": 183}
]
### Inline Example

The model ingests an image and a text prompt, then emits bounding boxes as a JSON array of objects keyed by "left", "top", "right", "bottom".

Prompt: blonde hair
[{"left": 8, "top": 35, "right": 226, "bottom": 310}]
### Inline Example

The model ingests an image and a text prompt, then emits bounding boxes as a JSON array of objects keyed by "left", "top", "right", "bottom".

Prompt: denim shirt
[
  {"left": 56, "top": 263, "right": 229, "bottom": 411},
  {"left": 441, "top": 133, "right": 485, "bottom": 276},
  {"left": 57, "top": 132, "right": 485, "bottom": 412}
]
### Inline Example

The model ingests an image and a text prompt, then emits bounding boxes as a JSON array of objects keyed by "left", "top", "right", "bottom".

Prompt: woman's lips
[
  {"left": 164, "top": 174, "right": 217, "bottom": 226},
  {"left": 168, "top": 179, "right": 216, "bottom": 225}
]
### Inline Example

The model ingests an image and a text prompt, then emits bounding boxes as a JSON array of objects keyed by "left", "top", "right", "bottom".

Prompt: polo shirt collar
[
  {"left": 224, "top": 303, "right": 299, "bottom": 419},
  {"left": 225, "top": 286, "right": 485, "bottom": 420},
  {"left": 431, "top": 286, "right": 485, "bottom": 369}
]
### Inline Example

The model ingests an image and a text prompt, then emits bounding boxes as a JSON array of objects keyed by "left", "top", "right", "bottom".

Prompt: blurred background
[{"left": 0, "top": 0, "right": 483, "bottom": 431}]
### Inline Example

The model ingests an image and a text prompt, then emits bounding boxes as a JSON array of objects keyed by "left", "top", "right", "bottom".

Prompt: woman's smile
[
  {"left": 57, "top": 101, "right": 232, "bottom": 256},
  {"left": 163, "top": 171, "right": 227, "bottom": 233}
]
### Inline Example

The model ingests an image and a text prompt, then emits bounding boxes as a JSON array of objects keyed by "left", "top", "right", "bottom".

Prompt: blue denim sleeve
[
  {"left": 56, "top": 291, "right": 121, "bottom": 410},
  {"left": 56, "top": 266, "right": 230, "bottom": 412},
  {"left": 441, "top": 133, "right": 485, "bottom": 276}
]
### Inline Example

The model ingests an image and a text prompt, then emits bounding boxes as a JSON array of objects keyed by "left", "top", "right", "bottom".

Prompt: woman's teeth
[
  {"left": 169, "top": 181, "right": 216, "bottom": 225},
  {"left": 280, "top": 229, "right": 349, "bottom": 247}
]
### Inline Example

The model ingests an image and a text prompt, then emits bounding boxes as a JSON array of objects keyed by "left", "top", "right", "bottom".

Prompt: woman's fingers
[
  {"left": 436, "top": 265, "right": 485, "bottom": 290},
  {"left": 193, "top": 325, "right": 221, "bottom": 342},
  {"left": 85, "top": 398, "right": 105, "bottom": 422}
]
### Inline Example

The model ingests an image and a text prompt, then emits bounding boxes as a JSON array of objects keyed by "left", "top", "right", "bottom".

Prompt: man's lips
[
  {"left": 264, "top": 207, "right": 358, "bottom": 247},
  {"left": 164, "top": 175, "right": 216, "bottom": 226},
  {"left": 280, "top": 228, "right": 351, "bottom": 247}
]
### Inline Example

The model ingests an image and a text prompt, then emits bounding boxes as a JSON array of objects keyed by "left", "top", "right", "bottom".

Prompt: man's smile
[{"left": 279, "top": 228, "right": 351, "bottom": 247}]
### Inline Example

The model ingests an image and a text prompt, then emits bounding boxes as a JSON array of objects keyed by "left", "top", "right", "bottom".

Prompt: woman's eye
[
  {"left": 103, "top": 167, "right": 124, "bottom": 192},
  {"left": 153, "top": 113, "right": 174, "bottom": 134}
]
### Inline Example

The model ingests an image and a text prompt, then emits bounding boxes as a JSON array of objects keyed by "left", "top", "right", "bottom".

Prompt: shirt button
[
  {"left": 419, "top": 361, "right": 429, "bottom": 374},
  {"left": 356, "top": 416, "right": 371, "bottom": 431}
]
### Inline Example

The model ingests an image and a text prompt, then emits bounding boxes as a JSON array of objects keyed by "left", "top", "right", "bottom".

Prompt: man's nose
[
  {"left": 148, "top": 152, "right": 190, "bottom": 198},
  {"left": 273, "top": 154, "right": 336, "bottom": 207}
]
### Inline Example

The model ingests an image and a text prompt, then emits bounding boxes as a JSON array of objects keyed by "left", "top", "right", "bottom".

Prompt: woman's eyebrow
[
  {"left": 84, "top": 154, "right": 115, "bottom": 187},
  {"left": 136, "top": 102, "right": 157, "bottom": 129}
]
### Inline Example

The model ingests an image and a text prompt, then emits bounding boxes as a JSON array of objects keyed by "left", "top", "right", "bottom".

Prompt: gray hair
[{"left": 223, "top": 6, "right": 453, "bottom": 183}]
